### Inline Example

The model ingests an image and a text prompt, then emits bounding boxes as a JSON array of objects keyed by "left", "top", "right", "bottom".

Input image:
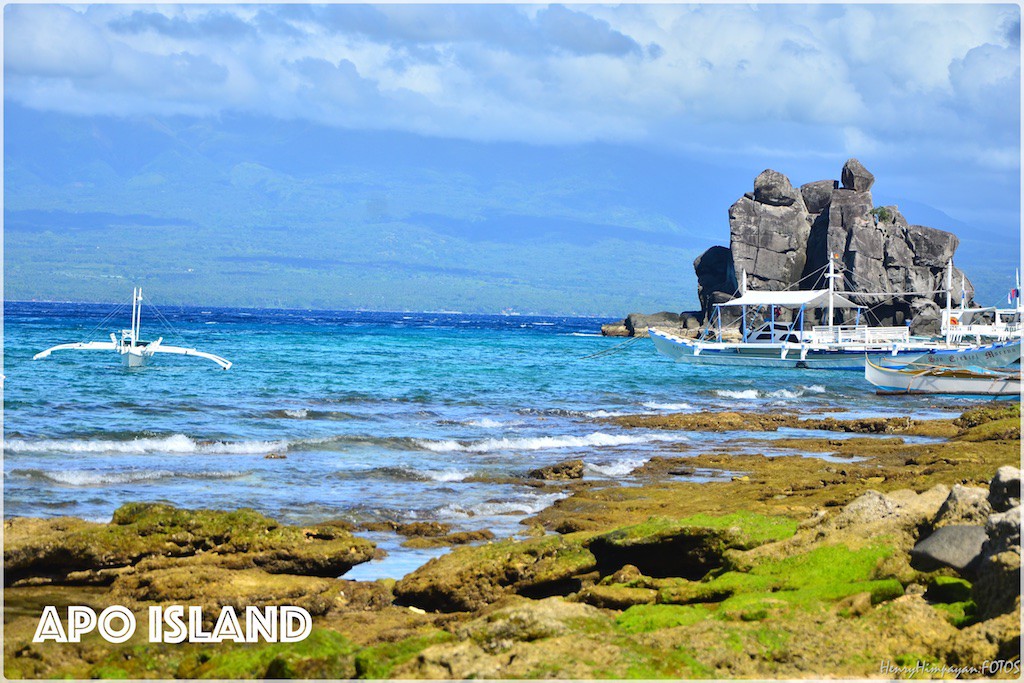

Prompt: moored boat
[
  {"left": 864, "top": 357, "right": 1021, "bottom": 396},
  {"left": 33, "top": 288, "right": 232, "bottom": 370},
  {"left": 650, "top": 259, "right": 1007, "bottom": 371}
]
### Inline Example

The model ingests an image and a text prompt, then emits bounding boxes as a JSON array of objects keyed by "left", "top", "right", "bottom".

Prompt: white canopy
[{"left": 716, "top": 289, "right": 861, "bottom": 309}]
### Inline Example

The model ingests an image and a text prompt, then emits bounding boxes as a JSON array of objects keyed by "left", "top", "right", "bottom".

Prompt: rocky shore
[{"left": 4, "top": 403, "right": 1020, "bottom": 679}]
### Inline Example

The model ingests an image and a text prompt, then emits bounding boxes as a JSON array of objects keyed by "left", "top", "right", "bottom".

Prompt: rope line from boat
[
  {"left": 143, "top": 295, "right": 190, "bottom": 346},
  {"left": 578, "top": 335, "right": 644, "bottom": 360},
  {"left": 81, "top": 301, "right": 128, "bottom": 343}
]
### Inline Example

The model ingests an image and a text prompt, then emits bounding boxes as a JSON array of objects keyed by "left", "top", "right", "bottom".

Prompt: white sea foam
[
  {"left": 284, "top": 409, "right": 309, "bottom": 418},
  {"left": 582, "top": 410, "right": 645, "bottom": 418},
  {"left": 714, "top": 389, "right": 760, "bottom": 400},
  {"left": 803, "top": 384, "right": 827, "bottom": 393},
  {"left": 15, "top": 468, "right": 248, "bottom": 486},
  {"left": 4, "top": 435, "right": 286, "bottom": 455},
  {"left": 440, "top": 492, "right": 564, "bottom": 518},
  {"left": 464, "top": 418, "right": 511, "bottom": 429},
  {"left": 767, "top": 389, "right": 802, "bottom": 399},
  {"left": 422, "top": 469, "right": 471, "bottom": 482},
  {"left": 641, "top": 402, "right": 693, "bottom": 411},
  {"left": 417, "top": 432, "right": 670, "bottom": 453},
  {"left": 585, "top": 458, "right": 649, "bottom": 477}
]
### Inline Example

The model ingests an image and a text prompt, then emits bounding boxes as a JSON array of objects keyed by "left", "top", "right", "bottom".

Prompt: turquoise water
[{"left": 2, "top": 301, "right": 990, "bottom": 577}]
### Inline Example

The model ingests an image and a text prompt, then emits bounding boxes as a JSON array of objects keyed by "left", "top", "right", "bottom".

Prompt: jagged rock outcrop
[
  {"left": 729, "top": 169, "right": 812, "bottom": 293},
  {"left": 841, "top": 158, "right": 875, "bottom": 192},
  {"left": 693, "top": 159, "right": 975, "bottom": 327},
  {"left": 694, "top": 246, "right": 736, "bottom": 321}
]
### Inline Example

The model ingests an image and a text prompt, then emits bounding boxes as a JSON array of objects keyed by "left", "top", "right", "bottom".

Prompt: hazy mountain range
[{"left": 5, "top": 104, "right": 1018, "bottom": 315}]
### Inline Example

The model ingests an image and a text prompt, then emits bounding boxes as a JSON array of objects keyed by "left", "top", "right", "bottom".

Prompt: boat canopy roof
[{"left": 716, "top": 289, "right": 861, "bottom": 309}]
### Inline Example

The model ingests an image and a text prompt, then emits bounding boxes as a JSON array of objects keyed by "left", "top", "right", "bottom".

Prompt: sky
[{"left": 4, "top": 4, "right": 1022, "bottom": 313}]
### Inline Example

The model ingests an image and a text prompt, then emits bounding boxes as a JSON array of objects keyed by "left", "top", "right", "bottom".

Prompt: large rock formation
[
  {"left": 729, "top": 170, "right": 813, "bottom": 292},
  {"left": 694, "top": 158, "right": 975, "bottom": 327}
]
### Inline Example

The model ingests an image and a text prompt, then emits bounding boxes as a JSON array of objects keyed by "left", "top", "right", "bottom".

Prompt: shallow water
[{"left": 2, "top": 301, "right": 995, "bottom": 578}]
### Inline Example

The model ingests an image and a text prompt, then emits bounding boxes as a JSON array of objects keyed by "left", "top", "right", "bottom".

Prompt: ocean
[{"left": 1, "top": 301, "right": 986, "bottom": 578}]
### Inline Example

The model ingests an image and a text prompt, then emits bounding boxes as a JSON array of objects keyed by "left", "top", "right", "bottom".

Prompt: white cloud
[{"left": 2, "top": 3, "right": 1019, "bottom": 169}]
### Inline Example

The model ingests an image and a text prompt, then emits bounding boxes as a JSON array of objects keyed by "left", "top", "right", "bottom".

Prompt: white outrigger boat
[
  {"left": 941, "top": 270, "right": 1022, "bottom": 344},
  {"left": 33, "top": 288, "right": 232, "bottom": 370},
  {"left": 650, "top": 260, "right": 992, "bottom": 371},
  {"left": 865, "top": 357, "right": 1020, "bottom": 396}
]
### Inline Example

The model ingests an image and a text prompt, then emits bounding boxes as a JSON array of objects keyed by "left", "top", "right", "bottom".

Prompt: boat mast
[
  {"left": 945, "top": 261, "right": 953, "bottom": 345},
  {"left": 132, "top": 287, "right": 142, "bottom": 346},
  {"left": 827, "top": 255, "right": 836, "bottom": 328},
  {"left": 740, "top": 270, "right": 748, "bottom": 342}
]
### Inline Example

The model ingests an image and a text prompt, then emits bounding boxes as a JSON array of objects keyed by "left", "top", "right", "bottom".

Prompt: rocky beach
[{"left": 5, "top": 401, "right": 1020, "bottom": 679}]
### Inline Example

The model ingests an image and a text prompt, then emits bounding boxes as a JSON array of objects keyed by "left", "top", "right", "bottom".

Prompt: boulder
[
  {"left": 625, "top": 312, "right": 681, "bottom": 337},
  {"left": 529, "top": 459, "right": 585, "bottom": 481},
  {"left": 989, "top": 466, "right": 1020, "bottom": 512},
  {"left": 729, "top": 169, "right": 812, "bottom": 291},
  {"left": 800, "top": 179, "right": 836, "bottom": 216},
  {"left": 600, "top": 323, "right": 629, "bottom": 337},
  {"left": 907, "top": 225, "right": 959, "bottom": 268},
  {"left": 931, "top": 485, "right": 992, "bottom": 529},
  {"left": 753, "top": 169, "right": 802, "bottom": 207},
  {"left": 841, "top": 158, "right": 875, "bottom": 192},
  {"left": 973, "top": 506, "right": 1021, "bottom": 620},
  {"left": 909, "top": 525, "right": 988, "bottom": 575}
]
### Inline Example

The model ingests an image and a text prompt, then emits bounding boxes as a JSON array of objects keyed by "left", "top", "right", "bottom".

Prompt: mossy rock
[
  {"left": 177, "top": 628, "right": 358, "bottom": 678},
  {"left": 656, "top": 543, "right": 904, "bottom": 620},
  {"left": 577, "top": 585, "right": 658, "bottom": 610},
  {"left": 353, "top": 631, "right": 455, "bottom": 678},
  {"left": 926, "top": 576, "right": 973, "bottom": 604},
  {"left": 588, "top": 512, "right": 797, "bottom": 579},
  {"left": 954, "top": 402, "right": 1020, "bottom": 430},
  {"left": 955, "top": 417, "right": 1021, "bottom": 442},
  {"left": 614, "top": 603, "right": 713, "bottom": 633},
  {"left": 111, "top": 564, "right": 345, "bottom": 616},
  {"left": 394, "top": 533, "right": 597, "bottom": 612},
  {"left": 4, "top": 503, "right": 376, "bottom": 586}
]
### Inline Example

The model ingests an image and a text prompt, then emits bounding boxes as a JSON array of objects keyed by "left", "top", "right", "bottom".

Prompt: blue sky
[{"left": 4, "top": 4, "right": 1021, "bottom": 313}]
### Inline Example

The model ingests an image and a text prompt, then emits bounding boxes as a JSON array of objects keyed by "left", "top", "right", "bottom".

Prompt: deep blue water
[{"left": 2, "top": 300, "right": 991, "bottom": 577}]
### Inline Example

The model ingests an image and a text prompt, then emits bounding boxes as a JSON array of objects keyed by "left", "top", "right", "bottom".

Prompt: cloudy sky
[{"left": 4, "top": 4, "right": 1021, "bottom": 311}]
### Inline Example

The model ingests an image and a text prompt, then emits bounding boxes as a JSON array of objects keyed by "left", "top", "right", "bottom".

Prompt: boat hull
[
  {"left": 649, "top": 329, "right": 923, "bottom": 370},
  {"left": 912, "top": 338, "right": 1021, "bottom": 368},
  {"left": 865, "top": 359, "right": 1021, "bottom": 396}
]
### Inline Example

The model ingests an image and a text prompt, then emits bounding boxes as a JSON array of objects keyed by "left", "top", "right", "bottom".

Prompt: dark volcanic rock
[
  {"left": 841, "top": 158, "right": 875, "bottom": 192},
  {"left": 909, "top": 299, "right": 943, "bottom": 337},
  {"left": 729, "top": 169, "right": 811, "bottom": 291},
  {"left": 529, "top": 459, "right": 585, "bottom": 481},
  {"left": 800, "top": 179, "right": 837, "bottom": 215},
  {"left": 694, "top": 246, "right": 736, "bottom": 322},
  {"left": 753, "top": 169, "right": 802, "bottom": 207},
  {"left": 909, "top": 524, "right": 987, "bottom": 575}
]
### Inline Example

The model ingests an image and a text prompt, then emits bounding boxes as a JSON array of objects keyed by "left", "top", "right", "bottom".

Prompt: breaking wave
[
  {"left": 585, "top": 458, "right": 649, "bottom": 477},
  {"left": 4, "top": 435, "right": 286, "bottom": 455},
  {"left": 10, "top": 468, "right": 250, "bottom": 486},
  {"left": 416, "top": 432, "right": 674, "bottom": 454},
  {"left": 641, "top": 402, "right": 693, "bottom": 411}
]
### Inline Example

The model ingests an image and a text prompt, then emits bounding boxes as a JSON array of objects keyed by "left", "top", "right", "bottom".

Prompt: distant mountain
[{"left": 5, "top": 104, "right": 1017, "bottom": 313}]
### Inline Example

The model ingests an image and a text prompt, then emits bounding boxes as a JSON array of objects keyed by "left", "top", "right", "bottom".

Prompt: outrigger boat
[
  {"left": 865, "top": 357, "right": 1020, "bottom": 396},
  {"left": 33, "top": 288, "right": 231, "bottom": 370},
  {"left": 650, "top": 259, "right": 991, "bottom": 370},
  {"left": 941, "top": 270, "right": 1022, "bottom": 343}
]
